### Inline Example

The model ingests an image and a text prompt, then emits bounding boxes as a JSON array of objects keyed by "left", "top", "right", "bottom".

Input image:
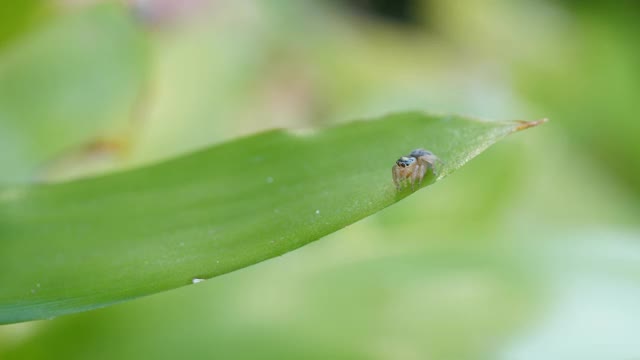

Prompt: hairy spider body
[{"left": 392, "top": 149, "right": 439, "bottom": 190}]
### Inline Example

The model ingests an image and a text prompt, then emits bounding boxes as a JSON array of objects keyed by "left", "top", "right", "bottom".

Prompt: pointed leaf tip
[{"left": 514, "top": 118, "right": 549, "bottom": 132}]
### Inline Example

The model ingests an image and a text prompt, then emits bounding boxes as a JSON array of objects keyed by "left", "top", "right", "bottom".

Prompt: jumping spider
[{"left": 392, "top": 149, "right": 440, "bottom": 190}]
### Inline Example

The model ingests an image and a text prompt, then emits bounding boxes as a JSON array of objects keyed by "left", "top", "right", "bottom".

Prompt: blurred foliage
[
  {"left": 335, "top": 0, "right": 424, "bottom": 26},
  {"left": 515, "top": 3, "right": 640, "bottom": 198},
  {"left": 0, "top": 0, "right": 639, "bottom": 359},
  {"left": 0, "top": 1, "right": 50, "bottom": 50},
  {"left": 0, "top": 2, "right": 148, "bottom": 183}
]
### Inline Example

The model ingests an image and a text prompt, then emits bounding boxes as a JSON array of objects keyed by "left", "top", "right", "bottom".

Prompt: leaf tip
[{"left": 514, "top": 118, "right": 549, "bottom": 132}]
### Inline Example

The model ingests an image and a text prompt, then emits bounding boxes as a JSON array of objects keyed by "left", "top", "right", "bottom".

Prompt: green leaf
[
  {"left": 0, "top": 3, "right": 148, "bottom": 183},
  {"left": 0, "top": 112, "right": 545, "bottom": 324}
]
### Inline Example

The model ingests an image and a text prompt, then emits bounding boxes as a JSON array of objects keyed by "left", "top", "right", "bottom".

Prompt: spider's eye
[{"left": 396, "top": 157, "right": 414, "bottom": 167}]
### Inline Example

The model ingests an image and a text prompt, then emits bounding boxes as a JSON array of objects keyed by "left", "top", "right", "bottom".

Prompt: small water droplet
[
  {"left": 266, "top": 176, "right": 274, "bottom": 184},
  {"left": 216, "top": 260, "right": 220, "bottom": 264},
  {"left": 315, "top": 209, "right": 320, "bottom": 214},
  {"left": 192, "top": 278, "right": 205, "bottom": 284}
]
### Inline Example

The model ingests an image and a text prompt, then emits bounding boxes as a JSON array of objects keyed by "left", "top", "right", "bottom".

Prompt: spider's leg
[
  {"left": 408, "top": 163, "right": 420, "bottom": 190},
  {"left": 420, "top": 156, "right": 436, "bottom": 183},
  {"left": 419, "top": 162, "right": 426, "bottom": 186},
  {"left": 430, "top": 162, "right": 436, "bottom": 177},
  {"left": 392, "top": 166, "right": 402, "bottom": 190},
  {"left": 425, "top": 155, "right": 442, "bottom": 177},
  {"left": 408, "top": 165, "right": 416, "bottom": 190},
  {"left": 433, "top": 157, "right": 444, "bottom": 177},
  {"left": 410, "top": 161, "right": 422, "bottom": 188}
]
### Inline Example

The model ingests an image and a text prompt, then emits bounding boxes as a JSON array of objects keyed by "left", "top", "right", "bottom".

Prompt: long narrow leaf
[{"left": 0, "top": 112, "right": 545, "bottom": 323}]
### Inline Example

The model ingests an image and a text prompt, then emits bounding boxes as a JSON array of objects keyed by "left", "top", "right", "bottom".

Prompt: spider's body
[{"left": 392, "top": 149, "right": 439, "bottom": 190}]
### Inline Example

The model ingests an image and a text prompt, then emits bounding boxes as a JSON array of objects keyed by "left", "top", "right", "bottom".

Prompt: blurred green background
[{"left": 1, "top": 0, "right": 639, "bottom": 359}]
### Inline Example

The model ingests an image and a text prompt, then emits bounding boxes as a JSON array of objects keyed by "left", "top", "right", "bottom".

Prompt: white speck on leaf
[
  {"left": 192, "top": 278, "right": 205, "bottom": 284},
  {"left": 315, "top": 209, "right": 320, "bottom": 214}
]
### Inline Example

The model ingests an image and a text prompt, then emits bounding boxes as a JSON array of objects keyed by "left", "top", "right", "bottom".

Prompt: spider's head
[{"left": 396, "top": 156, "right": 415, "bottom": 168}]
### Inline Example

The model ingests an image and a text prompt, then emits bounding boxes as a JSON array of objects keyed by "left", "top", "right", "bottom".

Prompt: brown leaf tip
[{"left": 515, "top": 118, "right": 549, "bottom": 131}]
